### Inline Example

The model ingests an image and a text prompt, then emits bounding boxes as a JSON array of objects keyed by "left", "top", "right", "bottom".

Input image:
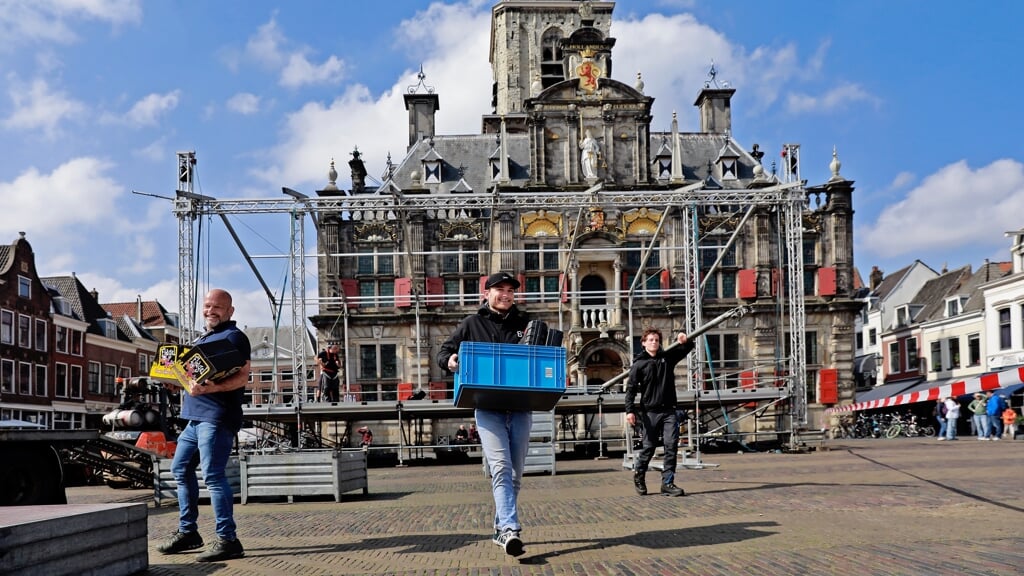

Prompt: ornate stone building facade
[{"left": 310, "top": 1, "right": 859, "bottom": 436}]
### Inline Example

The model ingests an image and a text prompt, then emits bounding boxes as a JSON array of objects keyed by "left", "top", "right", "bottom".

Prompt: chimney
[
  {"left": 90, "top": 288, "right": 99, "bottom": 302},
  {"left": 694, "top": 87, "right": 735, "bottom": 134},
  {"left": 869, "top": 266, "right": 883, "bottom": 290},
  {"left": 137, "top": 295, "right": 143, "bottom": 322},
  {"left": 403, "top": 70, "right": 440, "bottom": 149}
]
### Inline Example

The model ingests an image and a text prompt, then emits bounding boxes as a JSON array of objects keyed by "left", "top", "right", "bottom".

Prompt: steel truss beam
[{"left": 173, "top": 179, "right": 809, "bottom": 424}]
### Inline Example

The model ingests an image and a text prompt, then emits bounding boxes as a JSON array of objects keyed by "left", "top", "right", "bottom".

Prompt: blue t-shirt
[{"left": 181, "top": 320, "right": 251, "bottom": 432}]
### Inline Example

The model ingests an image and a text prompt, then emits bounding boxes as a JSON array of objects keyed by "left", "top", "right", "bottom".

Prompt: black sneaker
[
  {"left": 196, "top": 538, "right": 245, "bottom": 562},
  {"left": 494, "top": 528, "right": 524, "bottom": 557},
  {"left": 633, "top": 471, "right": 647, "bottom": 495},
  {"left": 660, "top": 483, "right": 685, "bottom": 497},
  {"left": 157, "top": 530, "right": 204, "bottom": 555}
]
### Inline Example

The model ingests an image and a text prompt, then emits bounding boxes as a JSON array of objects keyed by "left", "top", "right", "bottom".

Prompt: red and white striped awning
[{"left": 826, "top": 366, "right": 1024, "bottom": 414}]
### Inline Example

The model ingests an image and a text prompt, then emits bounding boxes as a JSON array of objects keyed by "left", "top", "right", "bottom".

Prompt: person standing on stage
[
  {"left": 437, "top": 272, "right": 530, "bottom": 557},
  {"left": 316, "top": 343, "right": 342, "bottom": 402},
  {"left": 157, "top": 288, "right": 251, "bottom": 562},
  {"left": 625, "top": 328, "right": 694, "bottom": 497}
]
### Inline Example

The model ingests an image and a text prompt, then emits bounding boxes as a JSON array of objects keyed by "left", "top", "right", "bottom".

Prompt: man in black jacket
[
  {"left": 437, "top": 272, "right": 530, "bottom": 556},
  {"left": 624, "top": 327, "right": 694, "bottom": 497}
]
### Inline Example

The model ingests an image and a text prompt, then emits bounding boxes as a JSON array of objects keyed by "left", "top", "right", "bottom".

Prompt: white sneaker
[{"left": 937, "top": 437, "right": 946, "bottom": 441}]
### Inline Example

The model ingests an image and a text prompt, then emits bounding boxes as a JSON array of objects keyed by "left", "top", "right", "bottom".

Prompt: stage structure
[{"left": 170, "top": 1, "right": 861, "bottom": 454}]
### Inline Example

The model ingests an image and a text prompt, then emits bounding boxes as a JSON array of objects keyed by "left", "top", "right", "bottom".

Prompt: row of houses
[
  {"left": 0, "top": 232, "right": 317, "bottom": 429},
  {"left": 853, "top": 232, "right": 1024, "bottom": 407}
]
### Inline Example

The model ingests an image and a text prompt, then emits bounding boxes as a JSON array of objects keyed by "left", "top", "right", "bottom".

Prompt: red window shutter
[
  {"left": 818, "top": 267, "right": 837, "bottom": 296},
  {"left": 559, "top": 273, "right": 568, "bottom": 303},
  {"left": 517, "top": 273, "right": 527, "bottom": 304},
  {"left": 660, "top": 269, "right": 671, "bottom": 299},
  {"left": 740, "top": 369, "right": 758, "bottom": 408},
  {"left": 428, "top": 381, "right": 447, "bottom": 400},
  {"left": 394, "top": 277, "right": 412, "bottom": 307},
  {"left": 397, "top": 382, "right": 414, "bottom": 401},
  {"left": 479, "top": 275, "right": 489, "bottom": 294},
  {"left": 424, "top": 276, "right": 444, "bottom": 307},
  {"left": 819, "top": 368, "right": 839, "bottom": 404},
  {"left": 771, "top": 268, "right": 781, "bottom": 296},
  {"left": 338, "top": 279, "right": 358, "bottom": 309},
  {"left": 738, "top": 269, "right": 757, "bottom": 299}
]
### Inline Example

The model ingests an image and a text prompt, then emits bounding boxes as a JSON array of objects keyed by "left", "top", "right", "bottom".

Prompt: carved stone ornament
[
  {"left": 354, "top": 222, "right": 398, "bottom": 243},
  {"left": 439, "top": 221, "right": 483, "bottom": 241}
]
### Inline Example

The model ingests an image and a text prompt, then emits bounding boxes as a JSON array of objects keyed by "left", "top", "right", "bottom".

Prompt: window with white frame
[
  {"left": 55, "top": 363, "right": 68, "bottom": 397},
  {"left": 71, "top": 330, "right": 83, "bottom": 356},
  {"left": 56, "top": 325, "right": 67, "bottom": 353},
  {"left": 868, "top": 328, "right": 877, "bottom": 346},
  {"left": 70, "top": 365, "right": 83, "bottom": 398},
  {"left": 895, "top": 306, "right": 910, "bottom": 329},
  {"left": 968, "top": 333, "right": 981, "bottom": 367},
  {"left": 18, "top": 315, "right": 30, "bottom": 348},
  {"left": 1, "top": 310, "right": 12, "bottom": 344},
  {"left": 356, "top": 245, "right": 396, "bottom": 308},
  {"left": 704, "top": 333, "right": 741, "bottom": 387},
  {"left": 138, "top": 353, "right": 150, "bottom": 375},
  {"left": 103, "top": 364, "right": 117, "bottom": 395},
  {"left": 700, "top": 238, "right": 737, "bottom": 299},
  {"left": 98, "top": 318, "right": 117, "bottom": 339},
  {"left": 18, "top": 275, "right": 30, "bottom": 298},
  {"left": 34, "top": 365, "right": 46, "bottom": 396},
  {"left": 34, "top": 319, "right": 46, "bottom": 351},
  {"left": 442, "top": 244, "right": 482, "bottom": 306},
  {"left": 930, "top": 341, "right": 941, "bottom": 372},
  {"left": 999, "top": 308, "right": 1011, "bottom": 350},
  {"left": 443, "top": 277, "right": 481, "bottom": 306},
  {"left": 53, "top": 411, "right": 80, "bottom": 430},
  {"left": 18, "top": 362, "right": 31, "bottom": 394},
  {"left": 948, "top": 337, "right": 960, "bottom": 370},
  {"left": 906, "top": 338, "right": 919, "bottom": 373},
  {"left": 1, "top": 359, "right": 13, "bottom": 393},
  {"left": 524, "top": 242, "right": 560, "bottom": 303},
  {"left": 88, "top": 361, "right": 101, "bottom": 394},
  {"left": 889, "top": 341, "right": 901, "bottom": 374}
]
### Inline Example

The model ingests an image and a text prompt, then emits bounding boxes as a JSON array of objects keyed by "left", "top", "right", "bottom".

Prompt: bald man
[{"left": 158, "top": 289, "right": 251, "bottom": 562}]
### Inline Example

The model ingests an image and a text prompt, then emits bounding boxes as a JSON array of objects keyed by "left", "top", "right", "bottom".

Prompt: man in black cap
[{"left": 438, "top": 271, "right": 531, "bottom": 557}]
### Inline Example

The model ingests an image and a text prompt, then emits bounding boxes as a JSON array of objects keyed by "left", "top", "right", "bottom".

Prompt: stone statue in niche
[{"left": 579, "top": 129, "right": 600, "bottom": 180}]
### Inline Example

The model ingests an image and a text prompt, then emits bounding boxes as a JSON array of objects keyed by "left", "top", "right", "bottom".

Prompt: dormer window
[
  {"left": 720, "top": 157, "right": 737, "bottom": 180},
  {"left": 97, "top": 318, "right": 117, "bottom": 339},
  {"left": 945, "top": 296, "right": 966, "bottom": 317},
  {"left": 420, "top": 146, "right": 443, "bottom": 185},
  {"left": 894, "top": 305, "right": 910, "bottom": 328}
]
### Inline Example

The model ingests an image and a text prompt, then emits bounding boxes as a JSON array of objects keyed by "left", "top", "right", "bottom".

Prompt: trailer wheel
[{"left": 0, "top": 444, "right": 64, "bottom": 506}]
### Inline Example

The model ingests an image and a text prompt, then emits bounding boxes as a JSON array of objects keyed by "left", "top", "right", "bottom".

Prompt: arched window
[{"left": 541, "top": 28, "right": 564, "bottom": 88}]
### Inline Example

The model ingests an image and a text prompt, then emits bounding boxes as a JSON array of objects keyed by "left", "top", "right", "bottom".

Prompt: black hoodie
[
  {"left": 624, "top": 338, "right": 695, "bottom": 414},
  {"left": 437, "top": 303, "right": 529, "bottom": 372}
]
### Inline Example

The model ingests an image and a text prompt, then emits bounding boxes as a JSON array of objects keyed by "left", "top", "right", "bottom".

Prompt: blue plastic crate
[{"left": 454, "top": 342, "right": 567, "bottom": 411}]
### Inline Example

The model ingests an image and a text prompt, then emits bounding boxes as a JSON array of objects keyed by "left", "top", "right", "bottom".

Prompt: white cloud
[
  {"left": 786, "top": 82, "right": 878, "bottom": 114},
  {"left": 888, "top": 171, "right": 915, "bottom": 190},
  {"left": 239, "top": 15, "right": 346, "bottom": 89},
  {"left": 280, "top": 53, "right": 344, "bottom": 88},
  {"left": 0, "top": 157, "right": 124, "bottom": 234},
  {"left": 252, "top": 3, "right": 491, "bottom": 190},
  {"left": 3, "top": 76, "right": 86, "bottom": 137},
  {"left": 0, "top": 0, "right": 141, "bottom": 48},
  {"left": 133, "top": 137, "right": 167, "bottom": 162},
  {"left": 860, "top": 159, "right": 1024, "bottom": 258},
  {"left": 122, "top": 90, "right": 180, "bottom": 126},
  {"left": 226, "top": 92, "right": 261, "bottom": 115}
]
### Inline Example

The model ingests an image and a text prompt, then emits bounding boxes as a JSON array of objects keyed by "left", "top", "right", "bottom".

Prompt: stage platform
[{"left": 242, "top": 385, "right": 790, "bottom": 423}]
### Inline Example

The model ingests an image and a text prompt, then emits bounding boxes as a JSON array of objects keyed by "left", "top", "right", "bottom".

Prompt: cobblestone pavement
[{"left": 68, "top": 437, "right": 1024, "bottom": 575}]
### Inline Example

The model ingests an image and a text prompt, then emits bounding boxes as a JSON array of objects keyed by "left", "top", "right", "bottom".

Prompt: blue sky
[{"left": 1, "top": 0, "right": 1022, "bottom": 329}]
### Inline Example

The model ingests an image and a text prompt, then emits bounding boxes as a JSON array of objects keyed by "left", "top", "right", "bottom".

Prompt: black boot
[{"left": 633, "top": 471, "right": 647, "bottom": 495}]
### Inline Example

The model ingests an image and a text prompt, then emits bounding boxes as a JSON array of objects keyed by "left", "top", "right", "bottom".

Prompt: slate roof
[
  {"left": 912, "top": 265, "right": 971, "bottom": 323},
  {"left": 40, "top": 275, "right": 130, "bottom": 341},
  {"left": 102, "top": 300, "right": 176, "bottom": 329}
]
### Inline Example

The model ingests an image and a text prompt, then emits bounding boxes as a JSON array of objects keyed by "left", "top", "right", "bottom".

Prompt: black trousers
[{"left": 635, "top": 410, "right": 680, "bottom": 485}]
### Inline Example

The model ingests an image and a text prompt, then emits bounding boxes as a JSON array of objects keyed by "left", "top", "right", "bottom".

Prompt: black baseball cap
[{"left": 484, "top": 272, "right": 520, "bottom": 289}]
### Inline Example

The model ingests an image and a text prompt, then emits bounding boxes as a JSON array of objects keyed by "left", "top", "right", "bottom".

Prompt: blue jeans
[
  {"left": 936, "top": 415, "right": 947, "bottom": 438},
  {"left": 475, "top": 409, "right": 532, "bottom": 533},
  {"left": 945, "top": 416, "right": 958, "bottom": 440},
  {"left": 989, "top": 415, "right": 1003, "bottom": 438},
  {"left": 973, "top": 414, "right": 990, "bottom": 438},
  {"left": 172, "top": 421, "right": 237, "bottom": 540}
]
